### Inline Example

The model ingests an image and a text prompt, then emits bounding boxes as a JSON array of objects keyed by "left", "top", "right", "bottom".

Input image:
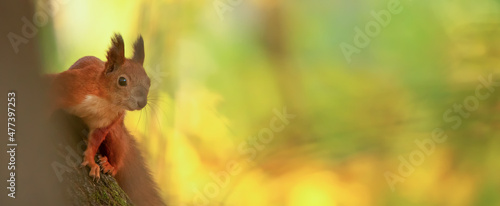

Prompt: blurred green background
[{"left": 37, "top": 0, "right": 500, "bottom": 205}]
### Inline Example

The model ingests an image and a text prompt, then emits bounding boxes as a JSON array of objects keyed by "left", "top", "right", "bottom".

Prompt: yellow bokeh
[{"left": 39, "top": 0, "right": 500, "bottom": 205}]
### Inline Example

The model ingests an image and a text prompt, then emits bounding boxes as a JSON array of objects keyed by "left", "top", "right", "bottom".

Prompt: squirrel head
[{"left": 103, "top": 34, "right": 150, "bottom": 111}]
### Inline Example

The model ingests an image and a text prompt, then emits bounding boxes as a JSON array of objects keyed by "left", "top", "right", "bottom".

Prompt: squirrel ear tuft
[
  {"left": 132, "top": 35, "right": 144, "bottom": 66},
  {"left": 105, "top": 33, "right": 125, "bottom": 74}
]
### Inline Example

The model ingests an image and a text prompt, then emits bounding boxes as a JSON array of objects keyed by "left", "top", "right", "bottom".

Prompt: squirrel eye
[{"left": 118, "top": 77, "right": 127, "bottom": 86}]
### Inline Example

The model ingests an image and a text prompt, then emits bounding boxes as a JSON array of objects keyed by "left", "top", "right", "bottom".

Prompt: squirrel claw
[
  {"left": 98, "top": 155, "right": 116, "bottom": 176},
  {"left": 97, "top": 155, "right": 107, "bottom": 163},
  {"left": 88, "top": 164, "right": 101, "bottom": 182},
  {"left": 80, "top": 160, "right": 89, "bottom": 168}
]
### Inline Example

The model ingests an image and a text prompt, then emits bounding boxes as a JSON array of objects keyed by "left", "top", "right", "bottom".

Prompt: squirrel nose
[
  {"left": 134, "top": 87, "right": 148, "bottom": 109},
  {"left": 137, "top": 99, "right": 147, "bottom": 109}
]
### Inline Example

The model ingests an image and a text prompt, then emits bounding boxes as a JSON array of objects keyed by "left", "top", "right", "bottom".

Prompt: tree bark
[{"left": 61, "top": 162, "right": 133, "bottom": 206}]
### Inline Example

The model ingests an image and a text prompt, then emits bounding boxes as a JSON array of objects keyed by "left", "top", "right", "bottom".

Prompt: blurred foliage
[{"left": 38, "top": 0, "right": 500, "bottom": 205}]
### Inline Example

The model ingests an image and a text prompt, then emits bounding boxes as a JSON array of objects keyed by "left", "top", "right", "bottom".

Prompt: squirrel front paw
[
  {"left": 98, "top": 155, "right": 117, "bottom": 176},
  {"left": 81, "top": 160, "right": 101, "bottom": 182}
]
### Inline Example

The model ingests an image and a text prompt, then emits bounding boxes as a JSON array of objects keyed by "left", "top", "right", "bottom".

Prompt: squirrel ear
[
  {"left": 132, "top": 35, "right": 144, "bottom": 66},
  {"left": 105, "top": 34, "right": 125, "bottom": 74}
]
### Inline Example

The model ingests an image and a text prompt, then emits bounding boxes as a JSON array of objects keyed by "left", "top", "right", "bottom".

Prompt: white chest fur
[{"left": 65, "top": 95, "right": 123, "bottom": 129}]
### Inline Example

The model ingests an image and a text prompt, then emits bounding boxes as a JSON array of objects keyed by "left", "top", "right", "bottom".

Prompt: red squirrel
[{"left": 48, "top": 34, "right": 165, "bottom": 205}]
